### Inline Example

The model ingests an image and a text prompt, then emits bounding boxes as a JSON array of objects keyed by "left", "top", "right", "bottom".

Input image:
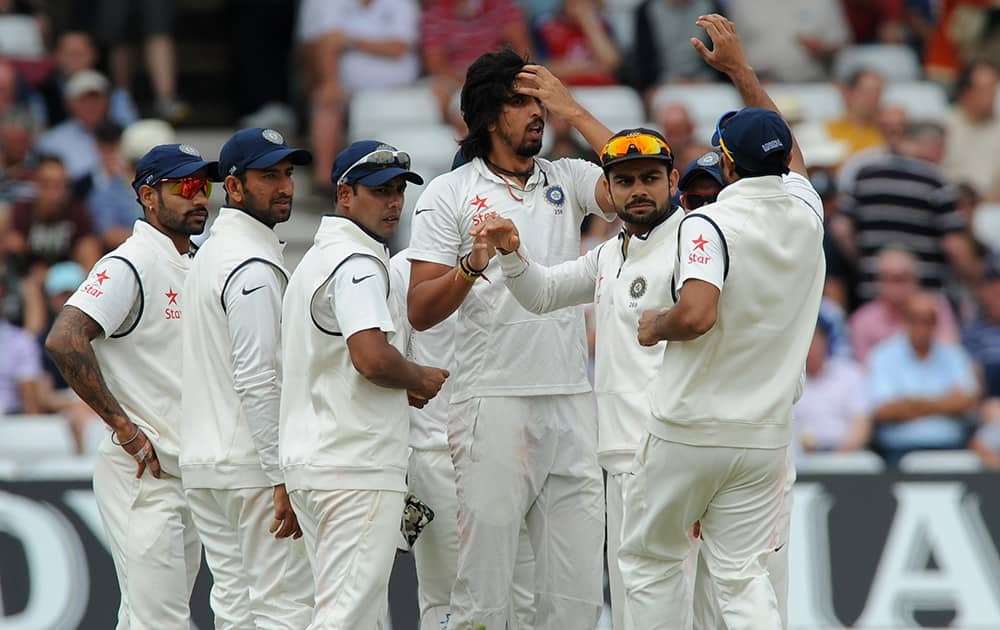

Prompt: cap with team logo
[
  {"left": 131, "top": 143, "right": 221, "bottom": 194},
  {"left": 218, "top": 127, "right": 312, "bottom": 178},
  {"left": 678, "top": 151, "right": 724, "bottom": 192},
  {"left": 711, "top": 107, "right": 792, "bottom": 175}
]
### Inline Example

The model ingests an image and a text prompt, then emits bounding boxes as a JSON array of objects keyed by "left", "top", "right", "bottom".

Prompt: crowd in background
[{"left": 2, "top": 0, "right": 1000, "bottom": 468}]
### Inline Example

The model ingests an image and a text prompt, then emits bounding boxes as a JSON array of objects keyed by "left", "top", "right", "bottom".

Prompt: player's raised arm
[{"left": 691, "top": 14, "right": 807, "bottom": 176}]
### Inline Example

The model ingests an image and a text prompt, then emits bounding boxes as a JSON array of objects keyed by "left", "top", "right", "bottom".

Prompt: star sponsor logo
[
  {"left": 689, "top": 234, "right": 711, "bottom": 265},
  {"left": 95, "top": 269, "right": 110, "bottom": 285},
  {"left": 692, "top": 234, "right": 709, "bottom": 252},
  {"left": 164, "top": 287, "right": 181, "bottom": 319},
  {"left": 470, "top": 195, "right": 488, "bottom": 211}
]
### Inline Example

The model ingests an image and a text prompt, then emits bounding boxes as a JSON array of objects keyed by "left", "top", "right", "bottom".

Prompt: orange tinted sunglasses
[
  {"left": 600, "top": 133, "right": 673, "bottom": 163},
  {"left": 160, "top": 176, "right": 212, "bottom": 199}
]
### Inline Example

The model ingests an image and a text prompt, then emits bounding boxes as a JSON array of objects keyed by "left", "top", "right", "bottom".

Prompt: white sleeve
[
  {"left": 223, "top": 261, "right": 287, "bottom": 487},
  {"left": 65, "top": 257, "right": 141, "bottom": 337},
  {"left": 327, "top": 256, "right": 395, "bottom": 340},
  {"left": 782, "top": 172, "right": 824, "bottom": 222},
  {"left": 388, "top": 255, "right": 412, "bottom": 354},
  {"left": 563, "top": 158, "right": 613, "bottom": 219},
  {"left": 407, "top": 179, "right": 463, "bottom": 267},
  {"left": 500, "top": 241, "right": 600, "bottom": 313},
  {"left": 676, "top": 214, "right": 727, "bottom": 291}
]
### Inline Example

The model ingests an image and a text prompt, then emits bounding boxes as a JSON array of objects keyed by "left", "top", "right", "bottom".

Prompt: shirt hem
[{"left": 282, "top": 464, "right": 407, "bottom": 492}]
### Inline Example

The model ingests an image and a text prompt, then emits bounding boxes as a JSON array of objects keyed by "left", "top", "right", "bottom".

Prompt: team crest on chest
[
  {"left": 544, "top": 185, "right": 565, "bottom": 214},
  {"left": 629, "top": 276, "right": 648, "bottom": 300}
]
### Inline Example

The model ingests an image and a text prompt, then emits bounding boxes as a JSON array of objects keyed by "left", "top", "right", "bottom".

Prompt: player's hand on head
[
  {"left": 270, "top": 484, "right": 303, "bottom": 540},
  {"left": 514, "top": 64, "right": 572, "bottom": 118},
  {"left": 691, "top": 13, "right": 749, "bottom": 75}
]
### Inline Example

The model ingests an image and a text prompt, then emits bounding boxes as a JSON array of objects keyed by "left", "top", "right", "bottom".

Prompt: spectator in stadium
[
  {"left": 869, "top": 290, "right": 979, "bottom": 465},
  {"left": 0, "top": 107, "right": 37, "bottom": 206},
  {"left": 34, "top": 69, "right": 112, "bottom": 191},
  {"left": 36, "top": 31, "right": 99, "bottom": 128},
  {"left": 0, "top": 272, "right": 43, "bottom": 415},
  {"left": 841, "top": 0, "right": 907, "bottom": 44},
  {"left": 420, "top": 0, "right": 532, "bottom": 128},
  {"left": 850, "top": 247, "right": 959, "bottom": 363},
  {"left": 0, "top": 60, "right": 15, "bottom": 117},
  {"left": 533, "top": 0, "right": 621, "bottom": 86},
  {"left": 945, "top": 230, "right": 989, "bottom": 324},
  {"left": 943, "top": 61, "right": 1000, "bottom": 199},
  {"left": 839, "top": 121, "right": 966, "bottom": 302},
  {"left": 87, "top": 121, "right": 140, "bottom": 250},
  {"left": 794, "top": 317, "right": 871, "bottom": 460},
  {"left": 4, "top": 155, "right": 101, "bottom": 276},
  {"left": 719, "top": 0, "right": 849, "bottom": 81},
  {"left": 963, "top": 261, "right": 1000, "bottom": 404},
  {"left": 632, "top": 0, "right": 715, "bottom": 91},
  {"left": 826, "top": 68, "right": 886, "bottom": 159},
  {"left": 92, "top": 0, "right": 186, "bottom": 124},
  {"left": 677, "top": 149, "right": 722, "bottom": 212},
  {"left": 542, "top": 114, "right": 596, "bottom": 161},
  {"left": 654, "top": 102, "right": 696, "bottom": 166},
  {"left": 297, "top": 0, "right": 421, "bottom": 195}
]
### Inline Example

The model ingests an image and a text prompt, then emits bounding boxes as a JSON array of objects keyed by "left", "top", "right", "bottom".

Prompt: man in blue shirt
[{"left": 870, "top": 291, "right": 980, "bottom": 464}]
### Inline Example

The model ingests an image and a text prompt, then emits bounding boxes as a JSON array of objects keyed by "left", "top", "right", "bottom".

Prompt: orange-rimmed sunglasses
[
  {"left": 600, "top": 133, "right": 672, "bottom": 164},
  {"left": 160, "top": 176, "right": 213, "bottom": 199}
]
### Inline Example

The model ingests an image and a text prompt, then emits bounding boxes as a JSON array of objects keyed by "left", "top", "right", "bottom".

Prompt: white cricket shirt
[
  {"left": 65, "top": 220, "right": 190, "bottom": 476},
  {"left": 499, "top": 209, "right": 684, "bottom": 473},
  {"left": 406, "top": 156, "right": 609, "bottom": 402}
]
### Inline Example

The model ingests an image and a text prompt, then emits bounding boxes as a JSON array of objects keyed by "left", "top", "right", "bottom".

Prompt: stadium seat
[
  {"left": 833, "top": 44, "right": 921, "bottom": 83},
  {"left": 18, "top": 455, "right": 95, "bottom": 481},
  {"left": 973, "top": 203, "right": 1000, "bottom": 245},
  {"left": 368, "top": 124, "right": 458, "bottom": 178},
  {"left": 899, "top": 450, "right": 984, "bottom": 473},
  {"left": 765, "top": 83, "right": 844, "bottom": 122},
  {"left": 571, "top": 86, "right": 645, "bottom": 131},
  {"left": 348, "top": 84, "right": 441, "bottom": 140},
  {"left": 0, "top": 415, "right": 75, "bottom": 461},
  {"left": 883, "top": 81, "right": 950, "bottom": 122},
  {"left": 0, "top": 457, "right": 18, "bottom": 481},
  {"left": 649, "top": 83, "right": 742, "bottom": 128},
  {"left": 797, "top": 450, "right": 886, "bottom": 474}
]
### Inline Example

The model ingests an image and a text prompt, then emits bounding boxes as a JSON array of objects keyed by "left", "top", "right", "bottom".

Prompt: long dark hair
[{"left": 458, "top": 47, "right": 529, "bottom": 162}]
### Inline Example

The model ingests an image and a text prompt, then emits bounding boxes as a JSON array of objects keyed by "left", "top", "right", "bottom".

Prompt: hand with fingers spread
[
  {"left": 115, "top": 423, "right": 162, "bottom": 479},
  {"left": 690, "top": 13, "right": 752, "bottom": 76},
  {"left": 514, "top": 64, "right": 579, "bottom": 120},
  {"left": 471, "top": 216, "right": 521, "bottom": 255},
  {"left": 467, "top": 233, "right": 497, "bottom": 272},
  {"left": 270, "top": 484, "right": 303, "bottom": 539}
]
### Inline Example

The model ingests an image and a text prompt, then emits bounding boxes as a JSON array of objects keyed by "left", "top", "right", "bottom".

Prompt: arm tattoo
[{"left": 45, "top": 306, "right": 131, "bottom": 431}]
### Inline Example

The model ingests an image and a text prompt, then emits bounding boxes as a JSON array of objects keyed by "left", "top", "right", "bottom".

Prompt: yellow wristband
[{"left": 456, "top": 264, "right": 477, "bottom": 283}]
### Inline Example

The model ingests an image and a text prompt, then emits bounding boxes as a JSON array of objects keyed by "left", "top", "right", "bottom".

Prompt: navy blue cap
[
  {"left": 711, "top": 108, "right": 792, "bottom": 175},
  {"left": 331, "top": 140, "right": 424, "bottom": 187},
  {"left": 678, "top": 151, "right": 724, "bottom": 192},
  {"left": 131, "top": 144, "right": 221, "bottom": 193},
  {"left": 218, "top": 128, "right": 312, "bottom": 178}
]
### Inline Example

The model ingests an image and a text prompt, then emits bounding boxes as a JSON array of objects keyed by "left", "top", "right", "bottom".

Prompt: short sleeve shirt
[
  {"left": 65, "top": 257, "right": 141, "bottom": 337},
  {"left": 312, "top": 256, "right": 395, "bottom": 340}
]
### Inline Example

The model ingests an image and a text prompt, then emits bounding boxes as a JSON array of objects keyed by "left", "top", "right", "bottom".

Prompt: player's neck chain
[{"left": 485, "top": 158, "right": 535, "bottom": 203}]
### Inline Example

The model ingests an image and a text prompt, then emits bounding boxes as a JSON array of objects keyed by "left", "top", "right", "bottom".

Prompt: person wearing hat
[
  {"left": 406, "top": 49, "right": 617, "bottom": 630},
  {"left": 623, "top": 14, "right": 825, "bottom": 629},
  {"left": 279, "top": 140, "right": 447, "bottom": 627},
  {"left": 45, "top": 142, "right": 220, "bottom": 628},
  {"left": 35, "top": 69, "right": 114, "bottom": 188},
  {"left": 179, "top": 128, "right": 314, "bottom": 628},
  {"left": 677, "top": 149, "right": 724, "bottom": 212},
  {"left": 472, "top": 126, "right": 685, "bottom": 630}
]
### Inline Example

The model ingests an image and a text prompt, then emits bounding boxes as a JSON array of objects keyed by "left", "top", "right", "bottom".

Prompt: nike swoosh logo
[
  {"left": 352, "top": 274, "right": 375, "bottom": 284},
  {"left": 242, "top": 285, "right": 265, "bottom": 295},
  {"left": 415, "top": 208, "right": 436, "bottom": 215}
]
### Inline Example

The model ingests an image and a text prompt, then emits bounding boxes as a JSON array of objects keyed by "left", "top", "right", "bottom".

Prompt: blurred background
[{"left": 2, "top": 0, "right": 1000, "bottom": 628}]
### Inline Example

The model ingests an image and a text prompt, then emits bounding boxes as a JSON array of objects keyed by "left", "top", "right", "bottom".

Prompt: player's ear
[
  {"left": 224, "top": 174, "right": 243, "bottom": 205},
  {"left": 336, "top": 182, "right": 353, "bottom": 210},
  {"left": 138, "top": 184, "right": 157, "bottom": 211},
  {"left": 669, "top": 167, "right": 680, "bottom": 191}
]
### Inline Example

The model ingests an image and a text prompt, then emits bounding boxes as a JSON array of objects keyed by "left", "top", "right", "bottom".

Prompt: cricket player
[
  {"left": 279, "top": 140, "right": 449, "bottom": 628},
  {"left": 406, "top": 49, "right": 616, "bottom": 630},
  {"left": 180, "top": 128, "right": 314, "bottom": 629},
  {"left": 46, "top": 143, "right": 220, "bottom": 628},
  {"left": 472, "top": 127, "right": 683, "bottom": 630},
  {"left": 623, "top": 14, "right": 825, "bottom": 629}
]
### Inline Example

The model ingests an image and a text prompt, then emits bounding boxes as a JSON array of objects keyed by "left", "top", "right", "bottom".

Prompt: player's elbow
[
  {"left": 350, "top": 347, "right": 392, "bottom": 381},
  {"left": 44, "top": 324, "right": 71, "bottom": 359},
  {"left": 682, "top": 307, "right": 717, "bottom": 337},
  {"left": 407, "top": 302, "right": 437, "bottom": 332}
]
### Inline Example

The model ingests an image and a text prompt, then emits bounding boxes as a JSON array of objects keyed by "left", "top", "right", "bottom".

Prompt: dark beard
[
  {"left": 617, "top": 199, "right": 672, "bottom": 226},
  {"left": 515, "top": 137, "right": 543, "bottom": 157}
]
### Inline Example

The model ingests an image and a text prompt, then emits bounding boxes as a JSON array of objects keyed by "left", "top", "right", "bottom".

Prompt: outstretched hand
[
  {"left": 470, "top": 216, "right": 521, "bottom": 254},
  {"left": 690, "top": 14, "right": 751, "bottom": 76}
]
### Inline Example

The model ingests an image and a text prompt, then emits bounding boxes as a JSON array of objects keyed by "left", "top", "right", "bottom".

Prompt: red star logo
[
  {"left": 692, "top": 234, "right": 709, "bottom": 252},
  {"left": 471, "top": 195, "right": 488, "bottom": 211},
  {"left": 165, "top": 288, "right": 178, "bottom": 305},
  {"left": 95, "top": 269, "right": 110, "bottom": 285}
]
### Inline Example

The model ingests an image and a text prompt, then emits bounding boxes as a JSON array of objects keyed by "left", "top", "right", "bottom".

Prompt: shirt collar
[
  {"left": 214, "top": 206, "right": 285, "bottom": 250},
  {"left": 716, "top": 174, "right": 785, "bottom": 204},
  {"left": 322, "top": 213, "right": 390, "bottom": 245},
  {"left": 471, "top": 157, "right": 548, "bottom": 191},
  {"left": 131, "top": 219, "right": 192, "bottom": 260}
]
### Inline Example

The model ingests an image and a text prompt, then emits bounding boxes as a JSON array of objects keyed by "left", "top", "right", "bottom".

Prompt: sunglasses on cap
[
  {"left": 338, "top": 149, "right": 412, "bottom": 185},
  {"left": 600, "top": 133, "right": 673, "bottom": 164},
  {"left": 713, "top": 110, "right": 739, "bottom": 164},
  {"left": 682, "top": 192, "right": 718, "bottom": 210},
  {"left": 160, "top": 176, "right": 212, "bottom": 200}
]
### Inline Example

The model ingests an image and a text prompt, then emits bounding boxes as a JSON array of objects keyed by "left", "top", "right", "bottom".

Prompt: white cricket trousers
[
  {"left": 691, "top": 449, "right": 795, "bottom": 630},
  {"left": 184, "top": 486, "right": 314, "bottom": 629},
  {"left": 290, "top": 488, "right": 404, "bottom": 630},
  {"left": 447, "top": 394, "right": 605, "bottom": 630},
  {"left": 407, "top": 447, "right": 536, "bottom": 630},
  {"left": 93, "top": 436, "right": 202, "bottom": 629},
  {"left": 619, "top": 435, "right": 787, "bottom": 630}
]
